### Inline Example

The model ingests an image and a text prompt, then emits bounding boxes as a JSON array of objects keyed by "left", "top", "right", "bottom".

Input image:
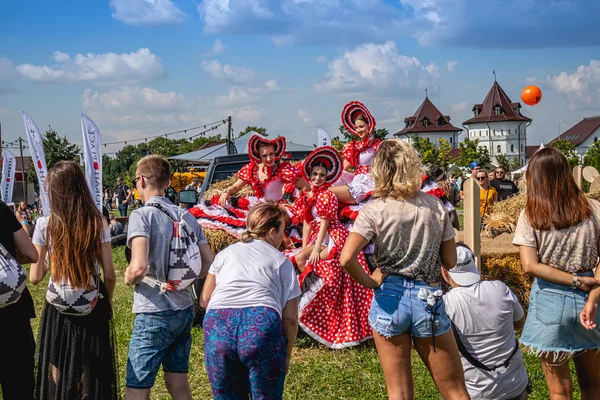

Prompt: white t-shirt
[
  {"left": 443, "top": 281, "right": 528, "bottom": 400},
  {"left": 207, "top": 239, "right": 301, "bottom": 317},
  {"left": 33, "top": 216, "right": 111, "bottom": 247}
]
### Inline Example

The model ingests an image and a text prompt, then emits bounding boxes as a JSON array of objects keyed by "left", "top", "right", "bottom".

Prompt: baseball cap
[
  {"left": 469, "top": 161, "right": 481, "bottom": 170},
  {"left": 447, "top": 246, "right": 480, "bottom": 286}
]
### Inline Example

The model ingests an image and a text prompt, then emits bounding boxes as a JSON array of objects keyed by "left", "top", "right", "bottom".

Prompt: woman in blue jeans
[
  {"left": 513, "top": 147, "right": 600, "bottom": 399},
  {"left": 201, "top": 202, "right": 301, "bottom": 400},
  {"left": 340, "top": 139, "right": 469, "bottom": 400}
]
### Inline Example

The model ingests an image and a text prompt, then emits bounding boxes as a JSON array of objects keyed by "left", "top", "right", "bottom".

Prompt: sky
[{"left": 1, "top": 0, "right": 599, "bottom": 157}]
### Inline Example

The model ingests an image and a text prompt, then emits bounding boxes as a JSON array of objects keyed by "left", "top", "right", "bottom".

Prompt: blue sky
[{"left": 1, "top": 0, "right": 599, "bottom": 155}]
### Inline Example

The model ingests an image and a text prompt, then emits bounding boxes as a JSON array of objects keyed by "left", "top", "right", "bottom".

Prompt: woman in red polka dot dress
[
  {"left": 292, "top": 146, "right": 374, "bottom": 349},
  {"left": 189, "top": 134, "right": 309, "bottom": 237}
]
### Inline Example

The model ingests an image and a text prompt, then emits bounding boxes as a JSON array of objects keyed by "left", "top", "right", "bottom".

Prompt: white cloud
[
  {"left": 228, "top": 105, "right": 266, "bottom": 122},
  {"left": 451, "top": 101, "right": 468, "bottom": 112},
  {"left": 298, "top": 109, "right": 312, "bottom": 124},
  {"left": 200, "top": 59, "right": 255, "bottom": 84},
  {"left": 17, "top": 48, "right": 166, "bottom": 85},
  {"left": 446, "top": 60, "right": 458, "bottom": 72},
  {"left": 264, "top": 79, "right": 279, "bottom": 90},
  {"left": 110, "top": 0, "right": 185, "bottom": 26},
  {"left": 315, "top": 56, "right": 328, "bottom": 64},
  {"left": 210, "top": 86, "right": 253, "bottom": 107},
  {"left": 401, "top": 0, "right": 600, "bottom": 48},
  {"left": 0, "top": 106, "right": 13, "bottom": 117},
  {"left": 545, "top": 59, "right": 600, "bottom": 110},
  {"left": 425, "top": 63, "right": 440, "bottom": 78},
  {"left": 210, "top": 39, "right": 226, "bottom": 55},
  {"left": 315, "top": 41, "right": 438, "bottom": 96},
  {"left": 197, "top": 0, "right": 409, "bottom": 46},
  {"left": 0, "top": 58, "right": 18, "bottom": 93},
  {"left": 83, "top": 87, "right": 185, "bottom": 112}
]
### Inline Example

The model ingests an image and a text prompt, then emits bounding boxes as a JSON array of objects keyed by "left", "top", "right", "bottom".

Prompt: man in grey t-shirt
[{"left": 124, "top": 155, "right": 214, "bottom": 399}]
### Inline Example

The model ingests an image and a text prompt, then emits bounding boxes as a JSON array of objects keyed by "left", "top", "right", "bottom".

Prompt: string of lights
[{"left": 102, "top": 119, "right": 227, "bottom": 146}]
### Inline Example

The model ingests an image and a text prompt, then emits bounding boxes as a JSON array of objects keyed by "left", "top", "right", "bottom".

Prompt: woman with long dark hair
[
  {"left": 29, "top": 161, "right": 118, "bottom": 400},
  {"left": 513, "top": 147, "right": 600, "bottom": 399}
]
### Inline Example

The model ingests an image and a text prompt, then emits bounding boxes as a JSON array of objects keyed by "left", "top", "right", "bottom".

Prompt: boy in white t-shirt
[{"left": 442, "top": 245, "right": 529, "bottom": 400}]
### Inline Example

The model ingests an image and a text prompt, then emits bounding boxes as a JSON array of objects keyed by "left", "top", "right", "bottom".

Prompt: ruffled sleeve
[
  {"left": 373, "top": 140, "right": 383, "bottom": 153},
  {"left": 342, "top": 142, "right": 356, "bottom": 167},
  {"left": 236, "top": 163, "right": 255, "bottom": 185},
  {"left": 279, "top": 162, "right": 301, "bottom": 184},
  {"left": 290, "top": 194, "right": 307, "bottom": 226},
  {"left": 316, "top": 190, "right": 339, "bottom": 221}
]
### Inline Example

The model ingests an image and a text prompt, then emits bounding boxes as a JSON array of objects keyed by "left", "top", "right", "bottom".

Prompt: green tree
[
  {"left": 456, "top": 138, "right": 491, "bottom": 169},
  {"left": 552, "top": 139, "right": 580, "bottom": 169},
  {"left": 584, "top": 140, "right": 600, "bottom": 172},
  {"left": 494, "top": 154, "right": 510, "bottom": 170},
  {"left": 331, "top": 136, "right": 345, "bottom": 153},
  {"left": 239, "top": 126, "right": 267, "bottom": 137},
  {"left": 411, "top": 137, "right": 455, "bottom": 170},
  {"left": 27, "top": 129, "right": 81, "bottom": 190}
]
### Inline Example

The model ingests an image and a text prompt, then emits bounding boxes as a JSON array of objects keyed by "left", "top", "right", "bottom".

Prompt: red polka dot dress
[{"left": 296, "top": 189, "right": 374, "bottom": 348}]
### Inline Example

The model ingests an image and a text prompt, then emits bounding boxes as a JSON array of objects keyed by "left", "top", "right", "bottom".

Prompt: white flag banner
[
  {"left": 22, "top": 111, "right": 50, "bottom": 216},
  {"left": 317, "top": 127, "right": 331, "bottom": 147},
  {"left": 1, "top": 149, "right": 16, "bottom": 203},
  {"left": 80, "top": 113, "right": 103, "bottom": 211}
]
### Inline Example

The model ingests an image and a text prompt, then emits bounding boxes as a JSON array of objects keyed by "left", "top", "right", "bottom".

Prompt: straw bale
[
  {"left": 202, "top": 175, "right": 255, "bottom": 201},
  {"left": 204, "top": 227, "right": 238, "bottom": 254},
  {"left": 482, "top": 193, "right": 526, "bottom": 237},
  {"left": 481, "top": 254, "right": 532, "bottom": 308}
]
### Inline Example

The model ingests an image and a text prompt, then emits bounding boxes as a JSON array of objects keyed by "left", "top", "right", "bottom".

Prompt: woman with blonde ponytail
[{"left": 201, "top": 202, "right": 301, "bottom": 399}]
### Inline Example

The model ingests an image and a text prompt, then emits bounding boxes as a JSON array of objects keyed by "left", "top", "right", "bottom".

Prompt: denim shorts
[
  {"left": 521, "top": 272, "right": 600, "bottom": 359},
  {"left": 369, "top": 275, "right": 451, "bottom": 338},
  {"left": 126, "top": 306, "right": 194, "bottom": 389}
]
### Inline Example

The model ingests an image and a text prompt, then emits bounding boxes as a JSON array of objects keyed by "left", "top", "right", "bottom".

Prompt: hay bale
[
  {"left": 482, "top": 193, "right": 527, "bottom": 237},
  {"left": 202, "top": 175, "right": 255, "bottom": 201},
  {"left": 481, "top": 254, "right": 532, "bottom": 308},
  {"left": 204, "top": 227, "right": 238, "bottom": 254}
]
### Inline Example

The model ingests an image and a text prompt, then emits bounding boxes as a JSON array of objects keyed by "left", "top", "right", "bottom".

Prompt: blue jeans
[
  {"left": 118, "top": 203, "right": 128, "bottom": 217},
  {"left": 126, "top": 307, "right": 194, "bottom": 389},
  {"left": 521, "top": 271, "right": 600, "bottom": 359},
  {"left": 369, "top": 275, "right": 451, "bottom": 338}
]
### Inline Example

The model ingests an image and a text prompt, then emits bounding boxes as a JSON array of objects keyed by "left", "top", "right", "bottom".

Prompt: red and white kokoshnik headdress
[
  {"left": 302, "top": 146, "right": 343, "bottom": 187},
  {"left": 341, "top": 101, "right": 376, "bottom": 136},
  {"left": 247, "top": 134, "right": 287, "bottom": 164}
]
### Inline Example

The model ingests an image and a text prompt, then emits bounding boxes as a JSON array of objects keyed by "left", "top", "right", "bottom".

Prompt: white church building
[
  {"left": 550, "top": 115, "right": 600, "bottom": 162},
  {"left": 463, "top": 80, "right": 532, "bottom": 166}
]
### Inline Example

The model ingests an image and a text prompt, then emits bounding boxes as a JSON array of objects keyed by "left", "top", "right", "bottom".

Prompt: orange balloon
[{"left": 521, "top": 85, "right": 542, "bottom": 106}]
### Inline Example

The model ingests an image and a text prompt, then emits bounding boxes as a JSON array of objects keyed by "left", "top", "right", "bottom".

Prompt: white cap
[{"left": 447, "top": 246, "right": 480, "bottom": 286}]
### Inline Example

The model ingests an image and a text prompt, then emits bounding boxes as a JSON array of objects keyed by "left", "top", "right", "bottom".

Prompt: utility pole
[
  {"left": 226, "top": 115, "right": 232, "bottom": 155},
  {"left": 19, "top": 137, "right": 27, "bottom": 202}
]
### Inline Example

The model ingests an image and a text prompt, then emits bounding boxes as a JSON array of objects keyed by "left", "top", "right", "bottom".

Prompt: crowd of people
[{"left": 0, "top": 101, "right": 599, "bottom": 400}]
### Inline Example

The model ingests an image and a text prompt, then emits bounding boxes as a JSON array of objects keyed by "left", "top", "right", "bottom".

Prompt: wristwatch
[{"left": 572, "top": 273, "right": 581, "bottom": 289}]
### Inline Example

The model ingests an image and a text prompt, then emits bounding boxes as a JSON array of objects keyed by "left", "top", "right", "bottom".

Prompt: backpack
[
  {"left": 143, "top": 202, "right": 202, "bottom": 292},
  {"left": 46, "top": 266, "right": 101, "bottom": 316},
  {"left": 0, "top": 242, "right": 28, "bottom": 307}
]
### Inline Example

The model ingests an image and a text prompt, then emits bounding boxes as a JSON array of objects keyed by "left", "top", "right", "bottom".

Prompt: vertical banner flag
[
  {"left": 317, "top": 127, "right": 331, "bottom": 147},
  {"left": 22, "top": 111, "right": 50, "bottom": 216},
  {"left": 1, "top": 149, "right": 16, "bottom": 203},
  {"left": 80, "top": 113, "right": 103, "bottom": 211}
]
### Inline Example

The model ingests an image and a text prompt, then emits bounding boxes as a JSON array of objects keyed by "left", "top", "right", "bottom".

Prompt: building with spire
[
  {"left": 463, "top": 80, "right": 532, "bottom": 166},
  {"left": 394, "top": 94, "right": 462, "bottom": 148}
]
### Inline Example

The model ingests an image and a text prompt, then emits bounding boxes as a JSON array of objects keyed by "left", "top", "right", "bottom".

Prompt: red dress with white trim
[
  {"left": 189, "top": 134, "right": 301, "bottom": 237},
  {"left": 292, "top": 146, "right": 374, "bottom": 349},
  {"left": 342, "top": 138, "right": 382, "bottom": 202}
]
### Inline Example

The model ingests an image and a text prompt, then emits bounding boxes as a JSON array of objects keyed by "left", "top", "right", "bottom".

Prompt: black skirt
[{"left": 35, "top": 281, "right": 120, "bottom": 400}]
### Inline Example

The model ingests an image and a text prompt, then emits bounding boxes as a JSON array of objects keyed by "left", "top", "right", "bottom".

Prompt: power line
[{"left": 102, "top": 119, "right": 227, "bottom": 146}]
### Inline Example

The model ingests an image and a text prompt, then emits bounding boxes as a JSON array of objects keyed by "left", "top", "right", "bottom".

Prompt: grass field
[{"left": 19, "top": 247, "right": 580, "bottom": 399}]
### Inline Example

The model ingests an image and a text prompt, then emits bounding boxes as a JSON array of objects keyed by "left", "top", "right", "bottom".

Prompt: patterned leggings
[{"left": 203, "top": 307, "right": 288, "bottom": 400}]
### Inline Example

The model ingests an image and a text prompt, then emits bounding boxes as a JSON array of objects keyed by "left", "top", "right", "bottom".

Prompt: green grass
[{"left": 19, "top": 247, "right": 580, "bottom": 399}]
